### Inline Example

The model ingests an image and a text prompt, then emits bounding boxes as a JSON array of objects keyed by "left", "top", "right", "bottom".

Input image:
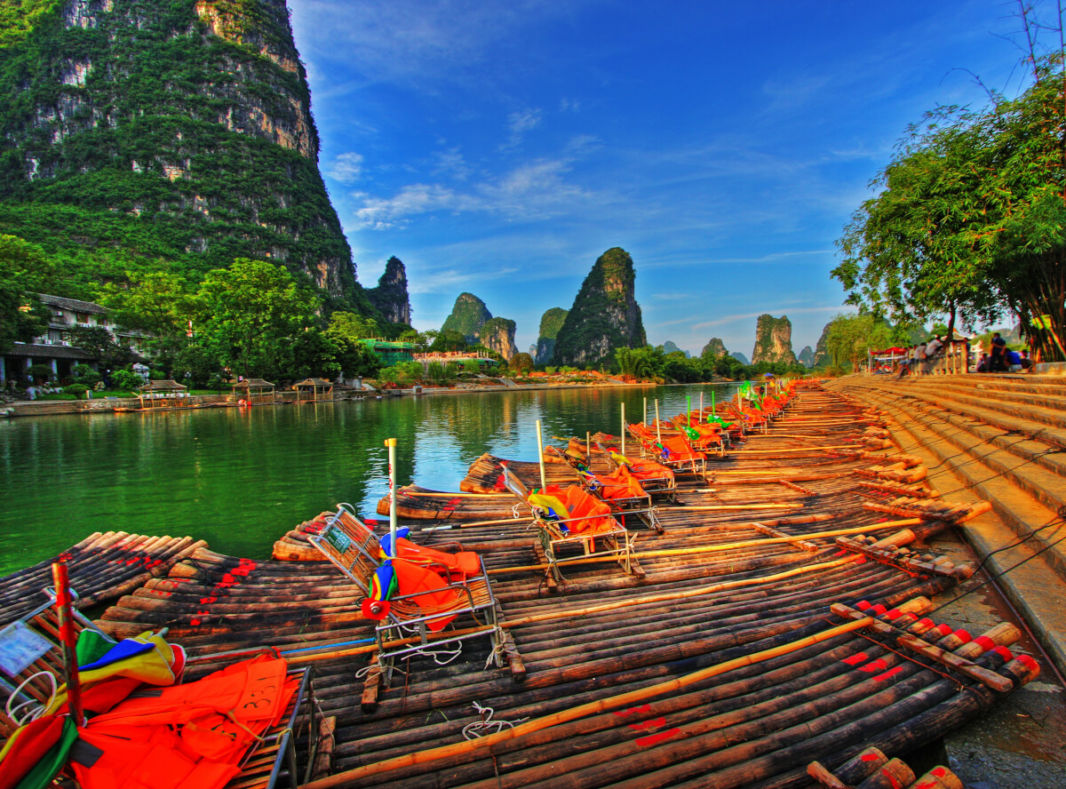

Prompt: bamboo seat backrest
[
  {"left": 0, "top": 591, "right": 104, "bottom": 738},
  {"left": 308, "top": 504, "right": 383, "bottom": 599},
  {"left": 309, "top": 504, "right": 494, "bottom": 626}
]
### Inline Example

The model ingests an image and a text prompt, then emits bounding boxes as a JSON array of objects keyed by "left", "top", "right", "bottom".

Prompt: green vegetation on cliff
[
  {"left": 0, "top": 0, "right": 375, "bottom": 315},
  {"left": 553, "top": 247, "right": 646, "bottom": 366},
  {"left": 441, "top": 292, "right": 491, "bottom": 341}
]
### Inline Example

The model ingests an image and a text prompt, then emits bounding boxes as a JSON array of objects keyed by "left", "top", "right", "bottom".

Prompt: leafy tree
[
  {"left": 0, "top": 235, "right": 53, "bottom": 351},
  {"left": 821, "top": 313, "right": 898, "bottom": 371},
  {"left": 325, "top": 311, "right": 380, "bottom": 342},
  {"left": 193, "top": 259, "right": 323, "bottom": 380},
  {"left": 836, "top": 56, "right": 1066, "bottom": 361},
  {"left": 429, "top": 329, "right": 469, "bottom": 352},
  {"left": 510, "top": 352, "right": 534, "bottom": 373},
  {"left": 68, "top": 325, "right": 135, "bottom": 371},
  {"left": 615, "top": 346, "right": 665, "bottom": 379},
  {"left": 100, "top": 271, "right": 196, "bottom": 374}
]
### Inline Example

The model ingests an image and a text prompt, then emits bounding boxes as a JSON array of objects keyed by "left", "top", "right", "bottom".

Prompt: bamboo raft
[
  {"left": 0, "top": 531, "right": 204, "bottom": 627},
  {"left": 0, "top": 383, "right": 1045, "bottom": 787}
]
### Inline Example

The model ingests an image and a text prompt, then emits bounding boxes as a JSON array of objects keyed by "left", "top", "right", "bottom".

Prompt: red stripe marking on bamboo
[
  {"left": 1018, "top": 655, "right": 1039, "bottom": 672},
  {"left": 932, "top": 767, "right": 948, "bottom": 777},
  {"left": 993, "top": 646, "right": 1014, "bottom": 661},
  {"left": 885, "top": 608, "right": 902, "bottom": 620},
  {"left": 880, "top": 767, "right": 905, "bottom": 789},
  {"left": 860, "top": 658, "right": 890, "bottom": 673},
  {"left": 935, "top": 623, "right": 952, "bottom": 636},
  {"left": 974, "top": 635, "right": 996, "bottom": 651},
  {"left": 636, "top": 728, "right": 682, "bottom": 747},
  {"left": 917, "top": 617, "right": 934, "bottom": 629},
  {"left": 874, "top": 665, "right": 905, "bottom": 682},
  {"left": 857, "top": 600, "right": 871, "bottom": 611},
  {"left": 613, "top": 704, "right": 651, "bottom": 717},
  {"left": 628, "top": 716, "right": 666, "bottom": 732},
  {"left": 861, "top": 753, "right": 882, "bottom": 762},
  {"left": 954, "top": 629, "right": 972, "bottom": 643},
  {"left": 842, "top": 652, "right": 869, "bottom": 666},
  {"left": 872, "top": 604, "right": 887, "bottom": 615}
]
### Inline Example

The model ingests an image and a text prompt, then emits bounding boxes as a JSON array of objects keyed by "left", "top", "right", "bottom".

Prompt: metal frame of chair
[
  {"left": 501, "top": 469, "right": 637, "bottom": 585},
  {"left": 308, "top": 503, "right": 503, "bottom": 685}
]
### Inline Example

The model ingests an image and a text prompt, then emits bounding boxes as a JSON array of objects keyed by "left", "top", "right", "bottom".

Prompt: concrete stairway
[{"left": 825, "top": 373, "right": 1066, "bottom": 674}]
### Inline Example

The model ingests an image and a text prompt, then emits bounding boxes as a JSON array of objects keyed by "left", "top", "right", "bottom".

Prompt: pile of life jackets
[{"left": 0, "top": 627, "right": 296, "bottom": 789}]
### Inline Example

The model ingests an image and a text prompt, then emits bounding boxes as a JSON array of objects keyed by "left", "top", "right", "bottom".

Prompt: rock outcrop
[
  {"left": 553, "top": 247, "right": 646, "bottom": 366},
  {"left": 751, "top": 314, "right": 797, "bottom": 365},
  {"left": 701, "top": 337, "right": 729, "bottom": 359},
  {"left": 731, "top": 351, "right": 750, "bottom": 365},
  {"left": 367, "top": 256, "right": 411, "bottom": 326},
  {"left": 662, "top": 341, "right": 689, "bottom": 357},
  {"left": 441, "top": 293, "right": 492, "bottom": 342},
  {"left": 812, "top": 323, "right": 832, "bottom": 368},
  {"left": 476, "top": 317, "right": 518, "bottom": 361},
  {"left": 0, "top": 0, "right": 373, "bottom": 312},
  {"left": 798, "top": 345, "right": 815, "bottom": 368},
  {"left": 534, "top": 307, "right": 568, "bottom": 365}
]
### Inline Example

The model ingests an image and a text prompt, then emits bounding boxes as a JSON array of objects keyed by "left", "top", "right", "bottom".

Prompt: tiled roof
[{"left": 38, "top": 294, "right": 108, "bottom": 314}]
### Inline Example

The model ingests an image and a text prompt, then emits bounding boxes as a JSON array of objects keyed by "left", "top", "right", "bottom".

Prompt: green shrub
[
  {"left": 64, "top": 383, "right": 89, "bottom": 399},
  {"left": 110, "top": 369, "right": 143, "bottom": 391}
]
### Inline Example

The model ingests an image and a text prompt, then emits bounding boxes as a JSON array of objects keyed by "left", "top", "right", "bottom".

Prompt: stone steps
[
  {"left": 894, "top": 375, "right": 1066, "bottom": 432},
  {"left": 828, "top": 375, "right": 1066, "bottom": 674}
]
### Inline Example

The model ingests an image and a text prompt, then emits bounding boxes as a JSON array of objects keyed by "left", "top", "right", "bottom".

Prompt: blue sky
[{"left": 288, "top": 1, "right": 1044, "bottom": 357}]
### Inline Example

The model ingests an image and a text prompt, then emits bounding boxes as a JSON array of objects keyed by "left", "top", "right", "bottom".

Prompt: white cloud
[
  {"left": 505, "top": 108, "right": 542, "bottom": 147},
  {"left": 691, "top": 304, "right": 853, "bottom": 330},
  {"left": 327, "top": 152, "right": 364, "bottom": 184},
  {"left": 351, "top": 157, "right": 594, "bottom": 229}
]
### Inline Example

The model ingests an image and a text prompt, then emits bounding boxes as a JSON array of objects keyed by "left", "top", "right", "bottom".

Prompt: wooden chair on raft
[
  {"left": 501, "top": 468, "right": 642, "bottom": 587},
  {"left": 544, "top": 444, "right": 663, "bottom": 532},
  {"left": 669, "top": 415, "right": 728, "bottom": 456},
  {"left": 308, "top": 504, "right": 521, "bottom": 693},
  {"left": 597, "top": 442, "right": 678, "bottom": 501}
]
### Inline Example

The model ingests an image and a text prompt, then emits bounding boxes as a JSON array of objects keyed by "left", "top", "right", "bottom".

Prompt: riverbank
[{"left": 0, "top": 376, "right": 670, "bottom": 418}]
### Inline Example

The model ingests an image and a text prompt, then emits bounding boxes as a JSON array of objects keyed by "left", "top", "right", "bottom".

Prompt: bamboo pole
[
  {"left": 535, "top": 420, "right": 547, "bottom": 491},
  {"left": 655, "top": 400, "right": 661, "bottom": 444},
  {"left": 51, "top": 561, "right": 84, "bottom": 726},
  {"left": 385, "top": 438, "right": 397, "bottom": 549},
  {"left": 621, "top": 402, "right": 626, "bottom": 457},
  {"left": 300, "top": 617, "right": 876, "bottom": 788}
]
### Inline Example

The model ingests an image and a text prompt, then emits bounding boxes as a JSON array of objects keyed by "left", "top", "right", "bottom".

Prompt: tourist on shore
[
  {"left": 976, "top": 353, "right": 990, "bottom": 373},
  {"left": 923, "top": 335, "right": 943, "bottom": 374},
  {"left": 989, "top": 332, "right": 1007, "bottom": 372},
  {"left": 1020, "top": 350, "right": 1034, "bottom": 373}
]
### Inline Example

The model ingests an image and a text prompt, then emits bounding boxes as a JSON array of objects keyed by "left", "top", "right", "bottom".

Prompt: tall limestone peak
[
  {"left": 553, "top": 247, "right": 646, "bottom": 366},
  {"left": 534, "top": 307, "right": 568, "bottom": 364},
  {"left": 751, "top": 314, "right": 798, "bottom": 365},
  {"left": 477, "top": 317, "right": 518, "bottom": 361},
  {"left": 812, "top": 322, "right": 832, "bottom": 368},
  {"left": 0, "top": 0, "right": 373, "bottom": 312},
  {"left": 701, "top": 337, "right": 729, "bottom": 358},
  {"left": 367, "top": 256, "right": 411, "bottom": 326},
  {"left": 798, "top": 345, "right": 815, "bottom": 368},
  {"left": 661, "top": 341, "right": 689, "bottom": 357},
  {"left": 441, "top": 292, "right": 491, "bottom": 342}
]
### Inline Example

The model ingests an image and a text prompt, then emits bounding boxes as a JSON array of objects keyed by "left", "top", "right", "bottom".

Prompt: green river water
[{"left": 0, "top": 383, "right": 739, "bottom": 576}]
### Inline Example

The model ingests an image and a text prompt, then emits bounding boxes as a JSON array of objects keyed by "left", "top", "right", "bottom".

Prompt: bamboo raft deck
[
  {"left": 0, "top": 531, "right": 205, "bottom": 627},
  {"left": 0, "top": 384, "right": 1045, "bottom": 787}
]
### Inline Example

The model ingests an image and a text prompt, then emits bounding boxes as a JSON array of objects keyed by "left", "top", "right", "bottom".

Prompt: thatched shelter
[
  {"left": 231, "top": 378, "right": 276, "bottom": 406},
  {"left": 137, "top": 379, "right": 190, "bottom": 410},
  {"left": 293, "top": 377, "right": 333, "bottom": 402}
]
